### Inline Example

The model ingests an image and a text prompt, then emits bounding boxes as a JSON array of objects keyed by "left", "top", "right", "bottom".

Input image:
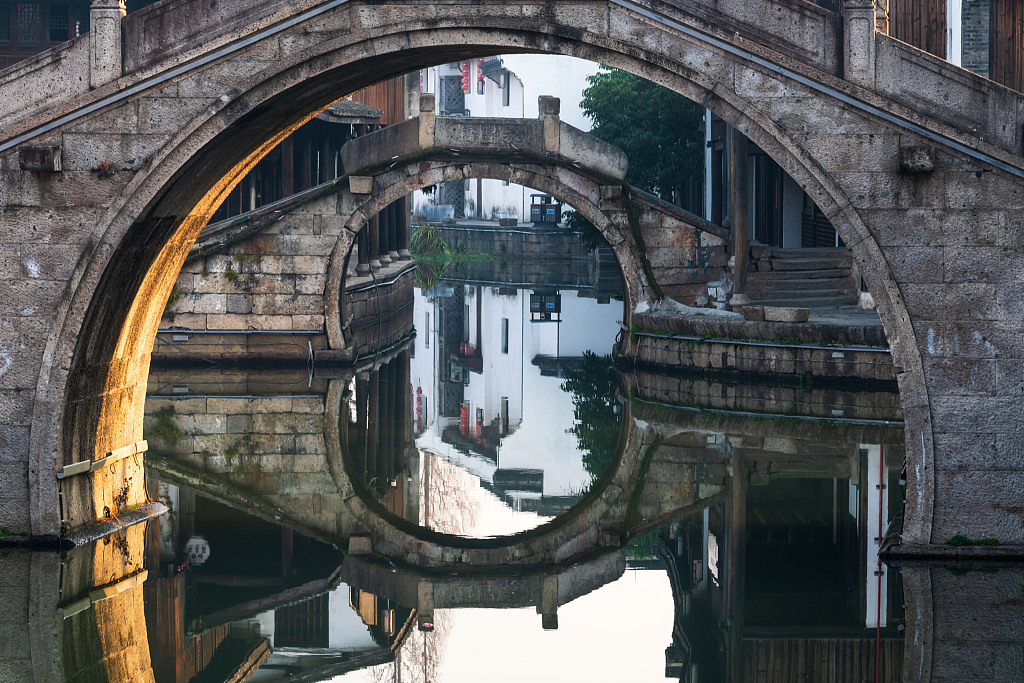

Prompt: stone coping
[{"left": 634, "top": 309, "right": 889, "bottom": 348}]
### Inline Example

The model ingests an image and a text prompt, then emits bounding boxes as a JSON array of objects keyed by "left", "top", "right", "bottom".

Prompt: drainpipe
[{"left": 90, "top": 0, "right": 125, "bottom": 89}]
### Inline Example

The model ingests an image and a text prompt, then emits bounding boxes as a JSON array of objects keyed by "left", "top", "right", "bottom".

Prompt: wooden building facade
[{"left": 888, "top": 0, "right": 1024, "bottom": 93}]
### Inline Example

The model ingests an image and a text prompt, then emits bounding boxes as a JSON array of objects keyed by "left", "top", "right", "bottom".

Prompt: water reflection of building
[
  {"left": 144, "top": 481, "right": 416, "bottom": 683},
  {"left": 410, "top": 283, "right": 620, "bottom": 522},
  {"left": 639, "top": 410, "right": 906, "bottom": 682},
  {"left": 344, "top": 350, "right": 420, "bottom": 524}
]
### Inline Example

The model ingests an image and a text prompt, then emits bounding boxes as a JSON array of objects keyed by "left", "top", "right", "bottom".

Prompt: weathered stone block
[
  {"left": 762, "top": 306, "right": 809, "bottom": 323},
  {"left": 18, "top": 145, "right": 61, "bottom": 172},
  {"left": 899, "top": 145, "right": 935, "bottom": 174},
  {"left": 226, "top": 293, "right": 252, "bottom": 314}
]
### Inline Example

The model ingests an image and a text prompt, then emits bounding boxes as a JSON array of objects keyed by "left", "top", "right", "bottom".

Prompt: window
[
  {"left": 424, "top": 312, "right": 430, "bottom": 348},
  {"left": 0, "top": 4, "right": 11, "bottom": 41},
  {"left": 501, "top": 318, "right": 509, "bottom": 354},
  {"left": 501, "top": 73, "right": 510, "bottom": 107},
  {"left": 47, "top": 3, "right": 68, "bottom": 42},
  {"left": 17, "top": 3, "right": 40, "bottom": 44}
]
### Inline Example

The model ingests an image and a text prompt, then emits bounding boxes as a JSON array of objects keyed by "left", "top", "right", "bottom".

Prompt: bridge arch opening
[
  {"left": 328, "top": 171, "right": 630, "bottom": 543},
  {"left": 325, "top": 161, "right": 634, "bottom": 350},
  {"left": 41, "top": 11, "right": 920, "bottom": 545}
]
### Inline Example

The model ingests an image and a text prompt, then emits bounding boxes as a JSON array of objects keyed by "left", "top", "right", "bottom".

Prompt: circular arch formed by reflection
[
  {"left": 325, "top": 353, "right": 651, "bottom": 567},
  {"left": 33, "top": 4, "right": 929, "bottom": 543},
  {"left": 325, "top": 160, "right": 636, "bottom": 350}
]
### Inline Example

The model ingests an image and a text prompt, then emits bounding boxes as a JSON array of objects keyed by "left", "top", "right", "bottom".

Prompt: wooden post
[
  {"left": 356, "top": 224, "right": 371, "bottom": 275},
  {"left": 725, "top": 447, "right": 747, "bottom": 681},
  {"left": 299, "top": 136, "right": 312, "bottom": 191},
  {"left": 387, "top": 202, "right": 400, "bottom": 262},
  {"left": 378, "top": 208, "right": 393, "bottom": 266},
  {"left": 368, "top": 215, "right": 382, "bottom": 270},
  {"left": 399, "top": 195, "right": 412, "bottom": 260},
  {"left": 729, "top": 125, "right": 750, "bottom": 307},
  {"left": 282, "top": 137, "right": 294, "bottom": 197}
]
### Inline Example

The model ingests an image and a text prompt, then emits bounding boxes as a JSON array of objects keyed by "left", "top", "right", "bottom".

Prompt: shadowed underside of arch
[{"left": 3, "top": 0, "right": 1023, "bottom": 548}]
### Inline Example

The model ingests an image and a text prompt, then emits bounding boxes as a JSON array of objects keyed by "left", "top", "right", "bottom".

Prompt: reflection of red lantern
[{"left": 460, "top": 403, "right": 469, "bottom": 437}]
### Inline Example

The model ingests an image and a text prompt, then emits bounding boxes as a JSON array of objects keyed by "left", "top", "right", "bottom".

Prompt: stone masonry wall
[
  {"left": 162, "top": 194, "right": 344, "bottom": 334},
  {"left": 4, "top": 0, "right": 1024, "bottom": 547},
  {"left": 144, "top": 394, "right": 364, "bottom": 540}
]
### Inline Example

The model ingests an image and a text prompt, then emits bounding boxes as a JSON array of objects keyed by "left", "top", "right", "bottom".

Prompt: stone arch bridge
[
  {"left": 178, "top": 95, "right": 728, "bottom": 357},
  {"left": 2, "top": 0, "right": 1024, "bottom": 552}
]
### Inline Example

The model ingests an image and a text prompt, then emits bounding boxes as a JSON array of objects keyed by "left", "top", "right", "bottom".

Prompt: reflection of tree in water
[
  {"left": 366, "top": 616, "right": 452, "bottom": 683},
  {"left": 561, "top": 352, "right": 622, "bottom": 486},
  {"left": 362, "top": 451, "right": 475, "bottom": 682},
  {"left": 422, "top": 452, "right": 480, "bottom": 535}
]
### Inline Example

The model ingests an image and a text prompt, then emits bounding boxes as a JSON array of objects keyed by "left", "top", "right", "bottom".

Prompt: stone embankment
[{"left": 623, "top": 300, "right": 894, "bottom": 384}]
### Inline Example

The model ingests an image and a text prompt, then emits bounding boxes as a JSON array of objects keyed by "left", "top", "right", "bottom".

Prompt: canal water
[{"left": 1, "top": 278, "right": 1019, "bottom": 682}]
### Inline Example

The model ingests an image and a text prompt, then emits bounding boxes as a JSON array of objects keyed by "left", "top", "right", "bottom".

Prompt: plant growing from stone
[
  {"left": 150, "top": 406, "right": 183, "bottom": 447},
  {"left": 163, "top": 284, "right": 184, "bottom": 320}
]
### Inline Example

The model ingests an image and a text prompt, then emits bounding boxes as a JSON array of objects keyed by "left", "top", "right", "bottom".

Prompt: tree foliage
[
  {"left": 582, "top": 67, "right": 704, "bottom": 202},
  {"left": 561, "top": 209, "right": 607, "bottom": 250},
  {"left": 562, "top": 351, "right": 622, "bottom": 484}
]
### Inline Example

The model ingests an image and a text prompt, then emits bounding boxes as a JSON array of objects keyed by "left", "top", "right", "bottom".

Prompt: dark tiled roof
[{"left": 318, "top": 99, "right": 385, "bottom": 123}]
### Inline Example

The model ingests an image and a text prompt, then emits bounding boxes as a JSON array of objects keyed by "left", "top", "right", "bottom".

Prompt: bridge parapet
[{"left": 341, "top": 94, "right": 628, "bottom": 180}]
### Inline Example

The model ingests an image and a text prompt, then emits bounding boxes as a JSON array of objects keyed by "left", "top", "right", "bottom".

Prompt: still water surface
[{"left": 4, "top": 280, "right": 1019, "bottom": 682}]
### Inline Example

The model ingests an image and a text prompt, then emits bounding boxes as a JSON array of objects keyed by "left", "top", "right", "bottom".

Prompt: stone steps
[
  {"left": 745, "top": 295, "right": 861, "bottom": 308},
  {"left": 744, "top": 248, "right": 858, "bottom": 308},
  {"left": 767, "top": 247, "right": 849, "bottom": 258},
  {"left": 769, "top": 257, "right": 853, "bottom": 271},
  {"left": 749, "top": 277, "right": 856, "bottom": 293},
  {"left": 747, "top": 268, "right": 851, "bottom": 281}
]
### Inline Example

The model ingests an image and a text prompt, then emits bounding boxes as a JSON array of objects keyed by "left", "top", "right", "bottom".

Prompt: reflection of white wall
[
  {"left": 253, "top": 582, "right": 377, "bottom": 651},
  {"left": 411, "top": 289, "right": 440, "bottom": 436},
  {"left": 555, "top": 291, "right": 623, "bottom": 357},
  {"left": 530, "top": 314, "right": 560, "bottom": 358},
  {"left": 500, "top": 290, "right": 621, "bottom": 496},
  {"left": 863, "top": 444, "right": 889, "bottom": 629},
  {"left": 415, "top": 285, "right": 621, "bottom": 498},
  {"left": 498, "top": 365, "right": 589, "bottom": 496},
  {"left": 329, "top": 586, "right": 381, "bottom": 650},
  {"left": 463, "top": 287, "right": 525, "bottom": 430}
]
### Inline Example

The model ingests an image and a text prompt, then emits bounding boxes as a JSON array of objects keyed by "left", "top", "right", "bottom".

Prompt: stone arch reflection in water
[
  {"left": 341, "top": 275, "right": 625, "bottom": 538},
  {"left": 7, "top": 373, "right": 928, "bottom": 683}
]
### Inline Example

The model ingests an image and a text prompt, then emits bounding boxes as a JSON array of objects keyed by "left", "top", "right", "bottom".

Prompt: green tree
[
  {"left": 581, "top": 67, "right": 704, "bottom": 203},
  {"left": 562, "top": 351, "right": 623, "bottom": 484},
  {"left": 561, "top": 208, "right": 607, "bottom": 249}
]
